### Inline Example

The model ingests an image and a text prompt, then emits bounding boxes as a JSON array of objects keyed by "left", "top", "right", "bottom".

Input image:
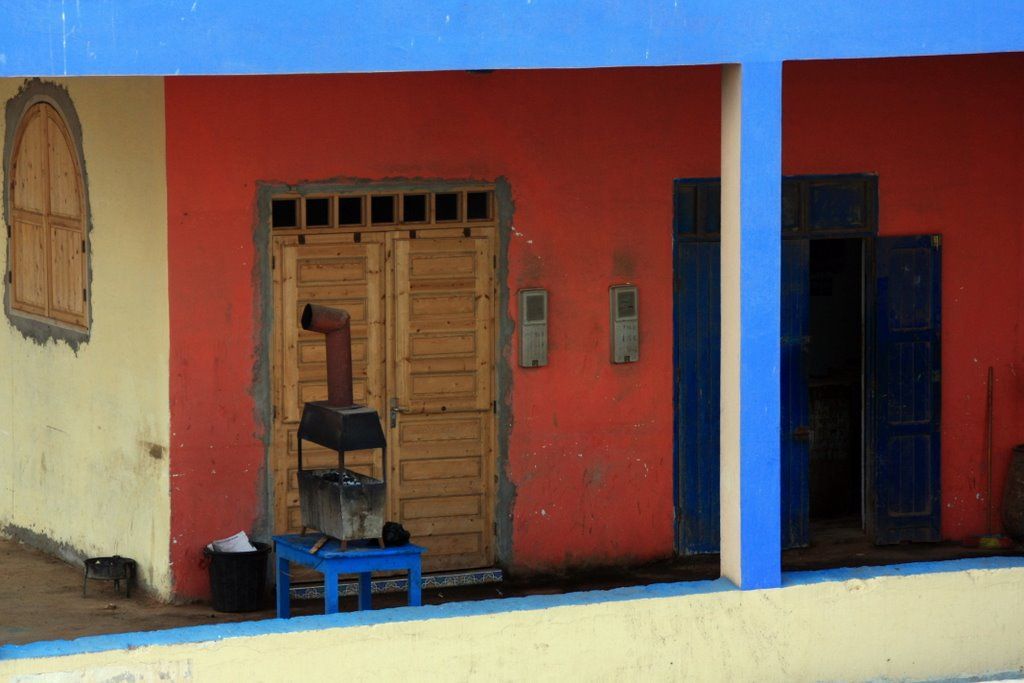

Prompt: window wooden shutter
[{"left": 8, "top": 102, "right": 88, "bottom": 329}]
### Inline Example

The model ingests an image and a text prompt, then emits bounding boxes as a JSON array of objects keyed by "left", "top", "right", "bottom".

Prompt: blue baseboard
[{"left": 290, "top": 567, "right": 503, "bottom": 599}]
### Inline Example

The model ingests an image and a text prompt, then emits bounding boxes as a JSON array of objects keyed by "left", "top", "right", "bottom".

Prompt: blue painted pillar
[{"left": 719, "top": 62, "right": 782, "bottom": 590}]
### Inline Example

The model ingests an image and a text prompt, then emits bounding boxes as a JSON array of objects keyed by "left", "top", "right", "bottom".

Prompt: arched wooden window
[{"left": 8, "top": 101, "right": 88, "bottom": 330}]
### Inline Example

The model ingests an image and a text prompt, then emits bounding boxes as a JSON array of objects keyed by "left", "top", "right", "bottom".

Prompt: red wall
[
  {"left": 784, "top": 54, "right": 1024, "bottom": 540},
  {"left": 165, "top": 67, "right": 720, "bottom": 597},
  {"left": 166, "top": 54, "right": 1024, "bottom": 598}
]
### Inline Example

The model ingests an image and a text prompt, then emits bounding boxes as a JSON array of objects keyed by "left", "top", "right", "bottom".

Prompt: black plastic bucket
[{"left": 204, "top": 541, "right": 270, "bottom": 612}]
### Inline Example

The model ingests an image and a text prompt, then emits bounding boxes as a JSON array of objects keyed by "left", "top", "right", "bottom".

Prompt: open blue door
[
  {"left": 674, "top": 177, "right": 878, "bottom": 554},
  {"left": 871, "top": 235, "right": 942, "bottom": 543},
  {"left": 780, "top": 239, "right": 810, "bottom": 548}
]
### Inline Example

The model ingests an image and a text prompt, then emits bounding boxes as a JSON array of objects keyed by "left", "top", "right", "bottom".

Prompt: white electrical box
[
  {"left": 610, "top": 285, "right": 639, "bottom": 363},
  {"left": 518, "top": 288, "right": 548, "bottom": 368}
]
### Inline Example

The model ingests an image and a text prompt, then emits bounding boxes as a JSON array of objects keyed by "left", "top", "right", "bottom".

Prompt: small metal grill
[
  {"left": 296, "top": 304, "right": 387, "bottom": 543},
  {"left": 83, "top": 555, "right": 135, "bottom": 598}
]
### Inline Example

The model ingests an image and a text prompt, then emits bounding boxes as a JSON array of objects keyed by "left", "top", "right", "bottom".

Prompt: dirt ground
[
  {"left": 0, "top": 537, "right": 718, "bottom": 647},
  {"left": 3, "top": 521, "right": 1021, "bottom": 647}
]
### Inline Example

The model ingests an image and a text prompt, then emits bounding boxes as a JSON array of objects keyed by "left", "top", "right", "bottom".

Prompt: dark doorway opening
[{"left": 807, "top": 238, "right": 863, "bottom": 529}]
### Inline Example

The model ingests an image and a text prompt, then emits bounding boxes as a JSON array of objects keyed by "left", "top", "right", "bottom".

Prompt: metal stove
[{"left": 296, "top": 303, "right": 387, "bottom": 545}]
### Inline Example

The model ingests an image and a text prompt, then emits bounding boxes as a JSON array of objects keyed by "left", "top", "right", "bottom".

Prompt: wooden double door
[{"left": 271, "top": 228, "right": 497, "bottom": 572}]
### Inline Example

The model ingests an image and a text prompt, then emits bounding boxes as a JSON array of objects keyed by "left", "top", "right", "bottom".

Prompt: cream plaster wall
[
  {"left": 2, "top": 565, "right": 1023, "bottom": 681},
  {"left": 720, "top": 63, "right": 743, "bottom": 585},
  {"left": 0, "top": 77, "right": 170, "bottom": 597}
]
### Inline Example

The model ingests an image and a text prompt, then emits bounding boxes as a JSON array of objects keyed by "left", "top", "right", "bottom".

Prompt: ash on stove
[{"left": 320, "top": 470, "right": 362, "bottom": 486}]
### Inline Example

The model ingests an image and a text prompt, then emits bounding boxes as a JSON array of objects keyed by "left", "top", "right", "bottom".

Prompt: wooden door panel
[
  {"left": 280, "top": 243, "right": 383, "bottom": 423},
  {"left": 393, "top": 412, "right": 491, "bottom": 571},
  {"left": 10, "top": 217, "right": 48, "bottom": 315},
  {"left": 394, "top": 238, "right": 492, "bottom": 413},
  {"left": 45, "top": 112, "right": 83, "bottom": 220},
  {"left": 416, "top": 536, "right": 489, "bottom": 574},
  {"left": 48, "top": 223, "right": 86, "bottom": 325},
  {"left": 12, "top": 109, "right": 46, "bottom": 213},
  {"left": 402, "top": 495, "right": 481, "bottom": 519},
  {"left": 392, "top": 235, "right": 494, "bottom": 572},
  {"left": 274, "top": 238, "right": 385, "bottom": 535}
]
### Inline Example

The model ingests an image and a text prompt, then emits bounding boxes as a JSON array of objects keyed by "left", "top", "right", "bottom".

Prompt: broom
[{"left": 964, "top": 367, "right": 1013, "bottom": 549}]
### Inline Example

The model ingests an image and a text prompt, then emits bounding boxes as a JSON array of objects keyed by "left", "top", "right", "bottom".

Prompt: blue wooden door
[
  {"left": 676, "top": 240, "right": 721, "bottom": 553},
  {"left": 780, "top": 239, "right": 810, "bottom": 548},
  {"left": 675, "top": 238, "right": 809, "bottom": 552},
  {"left": 674, "top": 177, "right": 810, "bottom": 553},
  {"left": 871, "top": 235, "right": 942, "bottom": 543}
]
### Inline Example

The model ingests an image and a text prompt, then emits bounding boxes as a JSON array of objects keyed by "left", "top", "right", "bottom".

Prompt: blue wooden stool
[{"left": 273, "top": 534, "right": 425, "bottom": 617}]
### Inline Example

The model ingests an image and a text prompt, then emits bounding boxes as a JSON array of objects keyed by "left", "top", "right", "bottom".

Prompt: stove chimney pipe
[{"left": 301, "top": 303, "right": 354, "bottom": 408}]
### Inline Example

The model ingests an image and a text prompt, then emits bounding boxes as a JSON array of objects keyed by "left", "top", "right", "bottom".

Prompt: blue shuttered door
[
  {"left": 871, "top": 236, "right": 942, "bottom": 543},
  {"left": 674, "top": 179, "right": 722, "bottom": 553},
  {"left": 674, "top": 178, "right": 810, "bottom": 553},
  {"left": 676, "top": 240, "right": 721, "bottom": 553},
  {"left": 780, "top": 239, "right": 810, "bottom": 548}
]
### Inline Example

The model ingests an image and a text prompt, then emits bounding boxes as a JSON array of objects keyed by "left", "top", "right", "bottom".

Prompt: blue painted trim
[
  {"left": 4, "top": 556, "right": 1023, "bottom": 662},
  {"left": 735, "top": 61, "right": 783, "bottom": 590},
  {"left": 0, "top": 2, "right": 1022, "bottom": 77}
]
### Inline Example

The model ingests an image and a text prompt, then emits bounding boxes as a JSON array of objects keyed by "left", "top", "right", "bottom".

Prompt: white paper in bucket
[{"left": 207, "top": 531, "right": 257, "bottom": 553}]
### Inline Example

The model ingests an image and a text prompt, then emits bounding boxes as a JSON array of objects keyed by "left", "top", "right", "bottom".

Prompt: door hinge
[
  {"left": 931, "top": 235, "right": 942, "bottom": 248},
  {"left": 81, "top": 239, "right": 86, "bottom": 253},
  {"left": 493, "top": 255, "right": 497, "bottom": 269},
  {"left": 6, "top": 271, "right": 11, "bottom": 283},
  {"left": 493, "top": 522, "right": 497, "bottom": 535},
  {"left": 82, "top": 288, "right": 87, "bottom": 302},
  {"left": 271, "top": 255, "right": 276, "bottom": 269},
  {"left": 5, "top": 224, "right": 10, "bottom": 238},
  {"left": 273, "top": 405, "right": 278, "bottom": 420},
  {"left": 492, "top": 400, "right": 497, "bottom": 414}
]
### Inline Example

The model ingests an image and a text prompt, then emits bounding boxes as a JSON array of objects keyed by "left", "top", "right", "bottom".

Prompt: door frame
[
  {"left": 672, "top": 173, "right": 880, "bottom": 554},
  {"left": 252, "top": 178, "right": 514, "bottom": 569}
]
